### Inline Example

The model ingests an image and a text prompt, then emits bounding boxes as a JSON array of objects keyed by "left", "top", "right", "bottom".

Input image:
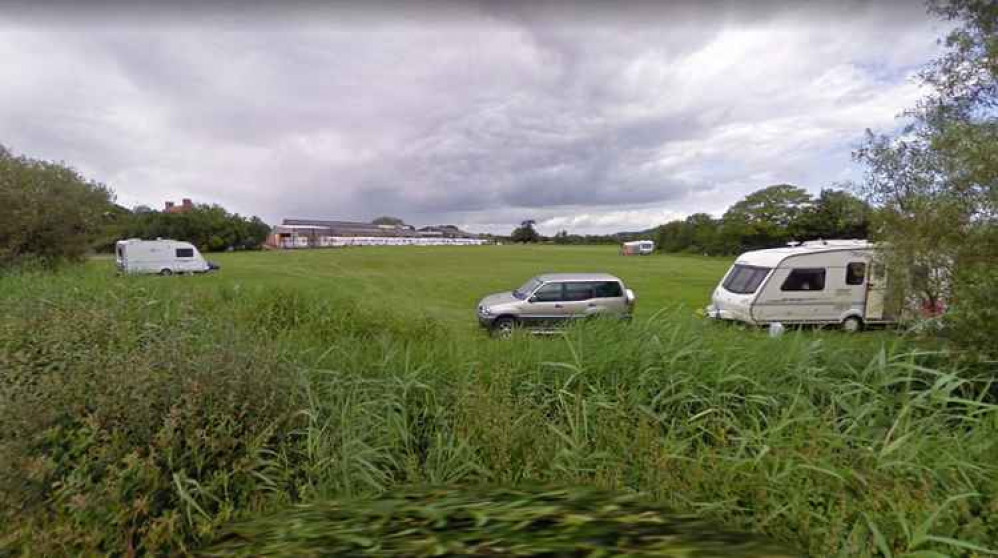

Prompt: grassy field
[
  {"left": 2, "top": 246, "right": 996, "bottom": 557},
  {"left": 119, "top": 244, "right": 734, "bottom": 330}
]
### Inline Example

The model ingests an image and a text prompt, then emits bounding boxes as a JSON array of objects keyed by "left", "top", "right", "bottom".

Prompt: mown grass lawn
[{"left": 93, "top": 244, "right": 731, "bottom": 330}]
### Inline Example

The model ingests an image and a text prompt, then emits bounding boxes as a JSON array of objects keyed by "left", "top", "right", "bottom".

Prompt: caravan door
[{"left": 865, "top": 262, "right": 887, "bottom": 320}]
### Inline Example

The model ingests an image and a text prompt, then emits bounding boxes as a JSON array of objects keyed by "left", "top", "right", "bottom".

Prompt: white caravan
[
  {"left": 706, "top": 240, "right": 894, "bottom": 331},
  {"left": 621, "top": 240, "right": 655, "bottom": 256},
  {"left": 115, "top": 239, "right": 216, "bottom": 275}
]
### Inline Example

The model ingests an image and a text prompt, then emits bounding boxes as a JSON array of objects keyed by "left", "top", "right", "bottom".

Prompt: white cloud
[{"left": 0, "top": 2, "right": 946, "bottom": 234}]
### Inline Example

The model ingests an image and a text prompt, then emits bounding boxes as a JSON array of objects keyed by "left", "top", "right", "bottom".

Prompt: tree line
[
  {"left": 1, "top": 144, "right": 271, "bottom": 268},
  {"left": 655, "top": 185, "right": 870, "bottom": 255},
  {"left": 109, "top": 205, "right": 271, "bottom": 254},
  {"left": 506, "top": 185, "right": 870, "bottom": 252}
]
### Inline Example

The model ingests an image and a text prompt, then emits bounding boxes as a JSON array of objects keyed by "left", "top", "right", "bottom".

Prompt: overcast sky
[{"left": 1, "top": 1, "right": 947, "bottom": 234}]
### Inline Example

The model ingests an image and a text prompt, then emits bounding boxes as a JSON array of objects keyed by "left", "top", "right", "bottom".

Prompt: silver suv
[{"left": 477, "top": 273, "right": 635, "bottom": 336}]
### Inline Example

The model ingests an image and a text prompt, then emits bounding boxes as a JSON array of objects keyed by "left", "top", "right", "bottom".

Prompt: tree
[
  {"left": 510, "top": 220, "right": 540, "bottom": 243},
  {"left": 720, "top": 184, "right": 813, "bottom": 251},
  {"left": 854, "top": 0, "right": 996, "bottom": 354},
  {"left": 122, "top": 204, "right": 271, "bottom": 252},
  {"left": 0, "top": 145, "right": 116, "bottom": 267},
  {"left": 685, "top": 213, "right": 721, "bottom": 254},
  {"left": 372, "top": 216, "right": 405, "bottom": 226},
  {"left": 793, "top": 189, "right": 871, "bottom": 241}
]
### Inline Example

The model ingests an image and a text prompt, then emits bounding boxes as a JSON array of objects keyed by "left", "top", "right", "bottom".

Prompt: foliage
[
  {"left": 854, "top": 0, "right": 996, "bottom": 353},
  {"left": 511, "top": 219, "right": 541, "bottom": 243},
  {"left": 944, "top": 261, "right": 998, "bottom": 359},
  {"left": 120, "top": 204, "right": 271, "bottom": 253},
  {"left": 794, "top": 189, "right": 871, "bottom": 241},
  {"left": 0, "top": 145, "right": 117, "bottom": 268},
  {"left": 203, "top": 486, "right": 798, "bottom": 557},
  {"left": 2, "top": 250, "right": 998, "bottom": 557},
  {"left": 656, "top": 187, "right": 871, "bottom": 256}
]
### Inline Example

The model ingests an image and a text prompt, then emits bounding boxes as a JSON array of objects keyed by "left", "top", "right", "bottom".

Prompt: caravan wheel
[
  {"left": 159, "top": 269, "right": 173, "bottom": 276},
  {"left": 841, "top": 316, "right": 863, "bottom": 333}
]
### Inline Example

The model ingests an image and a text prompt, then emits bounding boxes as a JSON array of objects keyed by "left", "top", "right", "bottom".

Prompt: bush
[
  {"left": 945, "top": 263, "right": 998, "bottom": 360},
  {"left": 0, "top": 273, "right": 300, "bottom": 554},
  {"left": 0, "top": 145, "right": 116, "bottom": 268}
]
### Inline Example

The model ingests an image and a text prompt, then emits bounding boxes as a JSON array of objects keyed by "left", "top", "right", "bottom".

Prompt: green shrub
[
  {"left": 0, "top": 145, "right": 116, "bottom": 268},
  {"left": 945, "top": 263, "right": 998, "bottom": 360}
]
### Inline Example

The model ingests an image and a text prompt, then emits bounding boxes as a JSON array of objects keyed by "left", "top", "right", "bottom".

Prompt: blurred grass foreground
[{"left": 202, "top": 486, "right": 799, "bottom": 557}]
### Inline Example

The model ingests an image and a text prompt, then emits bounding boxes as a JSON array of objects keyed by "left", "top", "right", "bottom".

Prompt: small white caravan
[
  {"left": 706, "top": 240, "right": 894, "bottom": 331},
  {"left": 621, "top": 240, "right": 655, "bottom": 256},
  {"left": 115, "top": 239, "right": 216, "bottom": 275}
]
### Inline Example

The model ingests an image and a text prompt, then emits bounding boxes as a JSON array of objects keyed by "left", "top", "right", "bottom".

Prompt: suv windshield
[
  {"left": 513, "top": 277, "right": 543, "bottom": 300},
  {"left": 722, "top": 265, "right": 771, "bottom": 294}
]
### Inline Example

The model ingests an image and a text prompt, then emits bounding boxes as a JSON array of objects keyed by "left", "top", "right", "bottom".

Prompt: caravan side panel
[{"left": 751, "top": 250, "right": 872, "bottom": 324}]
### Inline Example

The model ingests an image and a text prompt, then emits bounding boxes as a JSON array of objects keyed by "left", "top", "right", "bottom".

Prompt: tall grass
[{"left": 1, "top": 268, "right": 996, "bottom": 556}]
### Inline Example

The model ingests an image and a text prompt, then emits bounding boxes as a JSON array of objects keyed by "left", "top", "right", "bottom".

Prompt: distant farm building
[
  {"left": 164, "top": 199, "right": 194, "bottom": 213},
  {"left": 266, "top": 219, "right": 489, "bottom": 249}
]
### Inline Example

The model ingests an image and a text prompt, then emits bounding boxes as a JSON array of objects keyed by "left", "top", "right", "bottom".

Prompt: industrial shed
[{"left": 266, "top": 219, "right": 488, "bottom": 249}]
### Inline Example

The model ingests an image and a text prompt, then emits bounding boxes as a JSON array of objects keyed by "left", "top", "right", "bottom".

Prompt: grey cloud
[{"left": 0, "top": 1, "right": 943, "bottom": 234}]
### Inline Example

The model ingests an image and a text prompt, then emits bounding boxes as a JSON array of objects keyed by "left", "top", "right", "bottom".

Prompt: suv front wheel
[{"left": 492, "top": 317, "right": 517, "bottom": 339}]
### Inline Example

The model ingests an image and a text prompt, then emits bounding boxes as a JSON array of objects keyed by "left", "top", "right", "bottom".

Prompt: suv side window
[
  {"left": 532, "top": 282, "right": 564, "bottom": 302},
  {"left": 593, "top": 281, "right": 623, "bottom": 298},
  {"left": 563, "top": 282, "right": 594, "bottom": 301},
  {"left": 781, "top": 268, "right": 826, "bottom": 291}
]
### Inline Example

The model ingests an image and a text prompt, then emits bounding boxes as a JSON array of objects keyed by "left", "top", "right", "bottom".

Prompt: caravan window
[
  {"left": 176, "top": 248, "right": 195, "bottom": 258},
  {"left": 781, "top": 268, "right": 826, "bottom": 291},
  {"left": 846, "top": 262, "right": 866, "bottom": 285},
  {"left": 722, "top": 265, "right": 770, "bottom": 294}
]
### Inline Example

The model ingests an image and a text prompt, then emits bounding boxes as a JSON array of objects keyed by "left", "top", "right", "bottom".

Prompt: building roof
[
  {"left": 278, "top": 218, "right": 416, "bottom": 237},
  {"left": 735, "top": 240, "right": 874, "bottom": 268},
  {"left": 277, "top": 218, "right": 479, "bottom": 238}
]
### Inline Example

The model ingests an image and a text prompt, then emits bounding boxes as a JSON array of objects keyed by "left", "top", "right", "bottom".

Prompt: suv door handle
[{"left": 554, "top": 304, "right": 563, "bottom": 308}]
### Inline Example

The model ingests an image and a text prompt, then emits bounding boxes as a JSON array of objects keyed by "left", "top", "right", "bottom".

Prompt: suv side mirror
[{"left": 528, "top": 296, "right": 537, "bottom": 303}]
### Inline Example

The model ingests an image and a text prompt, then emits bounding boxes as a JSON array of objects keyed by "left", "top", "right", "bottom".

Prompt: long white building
[{"left": 266, "top": 219, "right": 488, "bottom": 249}]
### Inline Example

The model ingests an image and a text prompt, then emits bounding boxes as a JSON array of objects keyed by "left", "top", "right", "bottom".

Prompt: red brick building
[{"left": 164, "top": 199, "right": 194, "bottom": 213}]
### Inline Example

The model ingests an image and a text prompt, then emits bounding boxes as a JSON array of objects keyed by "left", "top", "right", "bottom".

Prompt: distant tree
[
  {"left": 792, "top": 189, "right": 871, "bottom": 241},
  {"left": 0, "top": 145, "right": 116, "bottom": 267},
  {"left": 722, "top": 184, "right": 813, "bottom": 250},
  {"left": 655, "top": 221, "right": 687, "bottom": 252},
  {"left": 725, "top": 184, "right": 812, "bottom": 229},
  {"left": 372, "top": 216, "right": 405, "bottom": 226},
  {"left": 685, "top": 213, "right": 721, "bottom": 254},
  {"left": 122, "top": 204, "right": 271, "bottom": 252},
  {"left": 553, "top": 230, "right": 570, "bottom": 244},
  {"left": 510, "top": 220, "right": 540, "bottom": 243}
]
